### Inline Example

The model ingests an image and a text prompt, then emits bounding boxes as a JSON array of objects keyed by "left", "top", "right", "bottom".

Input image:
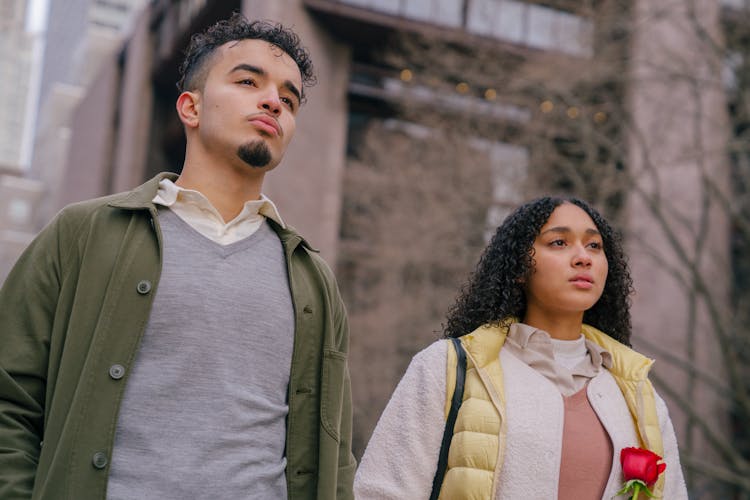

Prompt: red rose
[{"left": 620, "top": 447, "right": 666, "bottom": 486}]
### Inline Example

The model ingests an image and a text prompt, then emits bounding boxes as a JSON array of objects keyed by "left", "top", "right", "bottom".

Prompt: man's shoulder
[
  {"left": 296, "top": 241, "right": 338, "bottom": 290},
  {"left": 56, "top": 173, "right": 172, "bottom": 221},
  {"left": 267, "top": 223, "right": 343, "bottom": 303},
  {"left": 50, "top": 192, "right": 138, "bottom": 239},
  {"left": 58, "top": 191, "right": 132, "bottom": 217},
  {"left": 268, "top": 222, "right": 330, "bottom": 268},
  {"left": 49, "top": 174, "right": 172, "bottom": 239}
]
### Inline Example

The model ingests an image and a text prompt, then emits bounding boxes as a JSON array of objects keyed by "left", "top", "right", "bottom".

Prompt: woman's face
[{"left": 524, "top": 203, "right": 609, "bottom": 320}]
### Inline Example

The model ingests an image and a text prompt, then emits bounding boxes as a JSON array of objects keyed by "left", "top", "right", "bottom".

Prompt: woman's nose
[{"left": 572, "top": 246, "right": 592, "bottom": 267}]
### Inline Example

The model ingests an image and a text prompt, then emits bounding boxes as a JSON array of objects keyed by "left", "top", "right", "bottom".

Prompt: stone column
[
  {"left": 242, "top": 0, "right": 351, "bottom": 262},
  {"left": 627, "top": 0, "right": 732, "bottom": 494}
]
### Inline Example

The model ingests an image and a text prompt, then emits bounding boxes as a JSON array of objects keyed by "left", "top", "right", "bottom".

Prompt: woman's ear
[{"left": 176, "top": 91, "right": 200, "bottom": 129}]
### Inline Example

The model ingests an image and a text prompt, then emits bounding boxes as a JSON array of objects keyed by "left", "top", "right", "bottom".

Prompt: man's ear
[{"left": 176, "top": 91, "right": 200, "bottom": 129}]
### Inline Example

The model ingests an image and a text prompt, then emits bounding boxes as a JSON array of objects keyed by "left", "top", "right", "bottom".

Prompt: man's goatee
[{"left": 237, "top": 141, "right": 272, "bottom": 168}]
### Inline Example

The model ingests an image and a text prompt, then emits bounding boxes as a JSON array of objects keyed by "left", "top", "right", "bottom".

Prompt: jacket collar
[
  {"left": 108, "top": 172, "right": 317, "bottom": 253},
  {"left": 108, "top": 172, "right": 177, "bottom": 210},
  {"left": 266, "top": 217, "right": 318, "bottom": 253}
]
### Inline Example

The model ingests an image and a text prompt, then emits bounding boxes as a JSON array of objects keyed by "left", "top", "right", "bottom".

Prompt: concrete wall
[
  {"left": 57, "top": 49, "right": 120, "bottom": 209},
  {"left": 242, "top": 0, "right": 351, "bottom": 262},
  {"left": 627, "top": 0, "right": 731, "bottom": 494},
  {"left": 0, "top": 174, "right": 44, "bottom": 283},
  {"left": 109, "top": 8, "right": 154, "bottom": 194}
]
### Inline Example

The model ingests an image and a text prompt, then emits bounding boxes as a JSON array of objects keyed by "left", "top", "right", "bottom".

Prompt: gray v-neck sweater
[{"left": 107, "top": 208, "right": 294, "bottom": 499}]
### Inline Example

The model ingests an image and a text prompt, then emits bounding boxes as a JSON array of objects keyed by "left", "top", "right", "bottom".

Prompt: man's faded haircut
[{"left": 176, "top": 12, "right": 316, "bottom": 102}]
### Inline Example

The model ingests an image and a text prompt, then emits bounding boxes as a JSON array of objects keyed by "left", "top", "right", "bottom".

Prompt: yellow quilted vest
[{"left": 440, "top": 321, "right": 665, "bottom": 499}]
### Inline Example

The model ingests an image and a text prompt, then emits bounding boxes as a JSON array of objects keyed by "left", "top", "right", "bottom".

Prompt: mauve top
[{"left": 505, "top": 324, "right": 614, "bottom": 499}]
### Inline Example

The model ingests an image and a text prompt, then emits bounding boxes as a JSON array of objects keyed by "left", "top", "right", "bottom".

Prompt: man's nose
[{"left": 259, "top": 91, "right": 281, "bottom": 115}]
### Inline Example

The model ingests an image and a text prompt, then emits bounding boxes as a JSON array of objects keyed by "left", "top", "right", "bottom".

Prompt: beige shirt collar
[
  {"left": 504, "top": 323, "right": 613, "bottom": 396},
  {"left": 153, "top": 178, "right": 285, "bottom": 226},
  {"left": 151, "top": 178, "right": 285, "bottom": 245}
]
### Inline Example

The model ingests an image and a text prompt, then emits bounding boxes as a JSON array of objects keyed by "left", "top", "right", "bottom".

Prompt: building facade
[
  {"left": 0, "top": 0, "right": 745, "bottom": 496},
  {"left": 0, "top": 0, "right": 46, "bottom": 282}
]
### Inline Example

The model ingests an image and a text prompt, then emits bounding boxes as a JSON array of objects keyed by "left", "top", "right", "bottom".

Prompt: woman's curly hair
[{"left": 444, "top": 196, "right": 634, "bottom": 345}]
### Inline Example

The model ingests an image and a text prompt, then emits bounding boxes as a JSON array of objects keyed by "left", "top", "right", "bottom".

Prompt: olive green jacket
[{"left": 0, "top": 173, "right": 356, "bottom": 499}]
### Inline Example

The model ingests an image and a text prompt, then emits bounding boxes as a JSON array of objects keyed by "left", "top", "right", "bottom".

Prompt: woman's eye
[
  {"left": 550, "top": 239, "right": 565, "bottom": 247},
  {"left": 281, "top": 96, "right": 295, "bottom": 109},
  {"left": 588, "top": 241, "right": 603, "bottom": 249}
]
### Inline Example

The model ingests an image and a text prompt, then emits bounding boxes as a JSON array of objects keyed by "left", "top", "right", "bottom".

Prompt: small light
[
  {"left": 484, "top": 88, "right": 497, "bottom": 100},
  {"left": 456, "top": 82, "right": 470, "bottom": 94},
  {"left": 567, "top": 107, "right": 580, "bottom": 119},
  {"left": 400, "top": 69, "right": 413, "bottom": 82},
  {"left": 540, "top": 100, "right": 554, "bottom": 113},
  {"left": 594, "top": 111, "right": 607, "bottom": 123}
]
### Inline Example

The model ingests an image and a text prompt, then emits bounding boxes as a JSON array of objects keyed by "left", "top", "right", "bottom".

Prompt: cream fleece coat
[{"left": 354, "top": 340, "right": 688, "bottom": 499}]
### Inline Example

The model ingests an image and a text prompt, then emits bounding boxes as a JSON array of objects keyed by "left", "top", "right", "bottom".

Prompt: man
[{"left": 0, "top": 13, "right": 355, "bottom": 499}]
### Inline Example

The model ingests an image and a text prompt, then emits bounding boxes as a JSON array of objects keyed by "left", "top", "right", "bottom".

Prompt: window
[{"left": 467, "top": 0, "right": 592, "bottom": 56}]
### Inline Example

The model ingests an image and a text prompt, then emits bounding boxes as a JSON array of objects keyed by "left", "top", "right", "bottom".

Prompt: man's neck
[{"left": 176, "top": 162, "right": 265, "bottom": 223}]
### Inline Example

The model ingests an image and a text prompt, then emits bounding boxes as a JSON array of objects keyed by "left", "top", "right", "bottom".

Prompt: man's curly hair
[
  {"left": 177, "top": 12, "right": 316, "bottom": 101},
  {"left": 444, "top": 196, "right": 634, "bottom": 345}
]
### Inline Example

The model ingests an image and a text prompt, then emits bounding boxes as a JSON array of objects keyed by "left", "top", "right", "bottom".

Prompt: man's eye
[
  {"left": 239, "top": 79, "right": 255, "bottom": 86},
  {"left": 281, "top": 96, "right": 296, "bottom": 109}
]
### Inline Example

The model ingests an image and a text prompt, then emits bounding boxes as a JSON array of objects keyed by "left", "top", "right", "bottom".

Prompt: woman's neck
[{"left": 522, "top": 310, "right": 584, "bottom": 340}]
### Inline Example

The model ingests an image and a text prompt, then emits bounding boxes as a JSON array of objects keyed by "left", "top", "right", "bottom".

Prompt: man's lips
[{"left": 248, "top": 114, "right": 281, "bottom": 136}]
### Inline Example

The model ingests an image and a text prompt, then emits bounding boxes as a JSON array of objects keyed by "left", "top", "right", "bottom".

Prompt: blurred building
[
  {"left": 0, "top": 0, "right": 45, "bottom": 281},
  {"left": 0, "top": 0, "right": 43, "bottom": 172},
  {"left": 0, "top": 0, "right": 149, "bottom": 281},
  {"left": 0, "top": 0, "right": 745, "bottom": 496}
]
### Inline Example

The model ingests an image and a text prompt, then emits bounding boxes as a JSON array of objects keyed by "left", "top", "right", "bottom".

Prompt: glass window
[
  {"left": 341, "top": 0, "right": 369, "bottom": 7},
  {"left": 402, "top": 0, "right": 434, "bottom": 23},
  {"left": 526, "top": 3, "right": 556, "bottom": 50},
  {"left": 724, "top": 51, "right": 742, "bottom": 90},
  {"left": 466, "top": 0, "right": 498, "bottom": 36},
  {"left": 553, "top": 9, "right": 592, "bottom": 57},
  {"left": 343, "top": 0, "right": 592, "bottom": 56},
  {"left": 496, "top": 0, "right": 525, "bottom": 44},
  {"left": 368, "top": 0, "right": 400, "bottom": 15},
  {"left": 480, "top": 140, "right": 528, "bottom": 241},
  {"left": 432, "top": 0, "right": 463, "bottom": 27},
  {"left": 721, "top": 0, "right": 749, "bottom": 8},
  {"left": 402, "top": 0, "right": 462, "bottom": 27}
]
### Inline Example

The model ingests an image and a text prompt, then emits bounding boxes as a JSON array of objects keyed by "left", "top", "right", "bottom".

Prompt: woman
[{"left": 354, "top": 196, "right": 688, "bottom": 499}]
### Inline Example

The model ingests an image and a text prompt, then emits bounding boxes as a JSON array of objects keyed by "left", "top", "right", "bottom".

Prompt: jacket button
[
  {"left": 92, "top": 451, "right": 108, "bottom": 469},
  {"left": 303, "top": 305, "right": 313, "bottom": 314},
  {"left": 136, "top": 280, "right": 152, "bottom": 294},
  {"left": 109, "top": 364, "right": 125, "bottom": 380}
]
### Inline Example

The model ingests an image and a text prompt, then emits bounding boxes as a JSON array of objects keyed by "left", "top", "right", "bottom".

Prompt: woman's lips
[{"left": 570, "top": 275, "right": 594, "bottom": 289}]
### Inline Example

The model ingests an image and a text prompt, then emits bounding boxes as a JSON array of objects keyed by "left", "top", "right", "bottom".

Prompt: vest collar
[{"left": 580, "top": 324, "right": 654, "bottom": 382}]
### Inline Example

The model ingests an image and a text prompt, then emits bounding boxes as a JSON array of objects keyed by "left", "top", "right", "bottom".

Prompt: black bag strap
[{"left": 429, "top": 337, "right": 467, "bottom": 500}]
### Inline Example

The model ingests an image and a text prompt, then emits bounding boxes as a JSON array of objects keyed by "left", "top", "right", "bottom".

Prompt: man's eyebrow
[
  {"left": 283, "top": 80, "right": 302, "bottom": 105},
  {"left": 540, "top": 226, "right": 600, "bottom": 236},
  {"left": 229, "top": 63, "right": 265, "bottom": 76},
  {"left": 229, "top": 63, "right": 302, "bottom": 105}
]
